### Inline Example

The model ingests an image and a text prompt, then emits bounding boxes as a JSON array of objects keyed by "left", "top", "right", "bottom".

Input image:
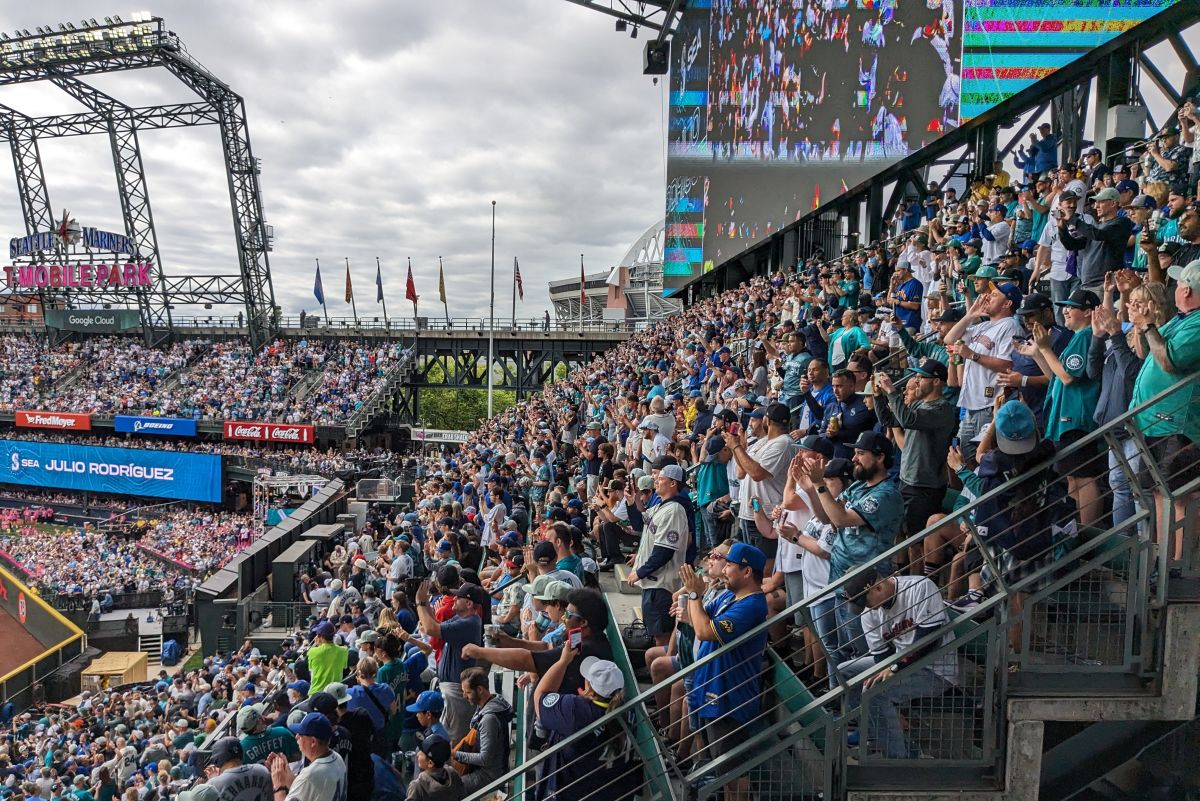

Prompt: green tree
[{"left": 417, "top": 359, "right": 515, "bottom": 431}]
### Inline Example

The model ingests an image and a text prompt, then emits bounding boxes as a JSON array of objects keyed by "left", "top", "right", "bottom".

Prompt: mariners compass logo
[{"left": 53, "top": 209, "right": 82, "bottom": 249}]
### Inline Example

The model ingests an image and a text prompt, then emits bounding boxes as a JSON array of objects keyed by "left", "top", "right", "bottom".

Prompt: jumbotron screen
[{"left": 664, "top": 0, "right": 1183, "bottom": 284}]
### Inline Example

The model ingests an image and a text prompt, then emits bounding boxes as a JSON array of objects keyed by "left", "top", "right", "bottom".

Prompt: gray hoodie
[
  {"left": 406, "top": 766, "right": 464, "bottom": 801},
  {"left": 456, "top": 694, "right": 514, "bottom": 791}
]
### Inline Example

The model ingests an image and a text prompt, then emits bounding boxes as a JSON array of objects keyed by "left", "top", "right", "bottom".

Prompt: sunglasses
[
  {"left": 565, "top": 610, "right": 583, "bottom": 620},
  {"left": 707, "top": 551, "right": 727, "bottom": 561}
]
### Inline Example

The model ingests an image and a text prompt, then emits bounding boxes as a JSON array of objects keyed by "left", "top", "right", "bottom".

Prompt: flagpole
[
  {"left": 408, "top": 257, "right": 418, "bottom": 321},
  {"left": 511, "top": 256, "right": 517, "bottom": 330},
  {"left": 579, "top": 253, "right": 584, "bottom": 332},
  {"left": 376, "top": 256, "right": 389, "bottom": 328},
  {"left": 488, "top": 200, "right": 496, "bottom": 418},
  {"left": 439, "top": 257, "right": 449, "bottom": 325},
  {"left": 345, "top": 257, "right": 359, "bottom": 325},
  {"left": 316, "top": 258, "right": 329, "bottom": 326}
]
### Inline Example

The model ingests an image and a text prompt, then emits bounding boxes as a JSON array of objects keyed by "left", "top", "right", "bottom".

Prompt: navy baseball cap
[
  {"left": 406, "top": 690, "right": 445, "bottom": 715},
  {"left": 852, "top": 431, "right": 893, "bottom": 459},
  {"left": 289, "top": 711, "right": 333, "bottom": 742},
  {"left": 909, "top": 359, "right": 948, "bottom": 382},
  {"left": 798, "top": 435, "right": 835, "bottom": 459},
  {"left": 726, "top": 542, "right": 767, "bottom": 573}
]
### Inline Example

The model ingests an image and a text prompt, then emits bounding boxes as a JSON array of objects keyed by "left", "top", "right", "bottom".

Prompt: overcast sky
[{"left": 0, "top": 2, "right": 666, "bottom": 321}]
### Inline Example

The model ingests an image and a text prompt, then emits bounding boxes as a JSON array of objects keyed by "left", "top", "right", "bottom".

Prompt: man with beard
[
  {"left": 798, "top": 432, "right": 903, "bottom": 665},
  {"left": 1141, "top": 203, "right": 1200, "bottom": 285}
]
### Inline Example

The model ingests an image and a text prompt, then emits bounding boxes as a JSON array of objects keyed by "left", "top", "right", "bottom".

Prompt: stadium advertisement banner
[
  {"left": 15, "top": 411, "right": 91, "bottom": 431},
  {"left": 114, "top": 415, "right": 198, "bottom": 438},
  {"left": 223, "top": 421, "right": 316, "bottom": 445},
  {"left": 0, "top": 440, "right": 223, "bottom": 503},
  {"left": 44, "top": 309, "right": 141, "bottom": 333}
]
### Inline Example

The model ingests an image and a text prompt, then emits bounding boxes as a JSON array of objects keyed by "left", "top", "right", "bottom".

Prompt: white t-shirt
[
  {"left": 860, "top": 575, "right": 958, "bottom": 685},
  {"left": 982, "top": 220, "right": 1011, "bottom": 264},
  {"left": 1037, "top": 215, "right": 1070, "bottom": 281},
  {"left": 285, "top": 751, "right": 347, "bottom": 801},
  {"left": 738, "top": 434, "right": 797, "bottom": 521},
  {"left": 958, "top": 316, "right": 1021, "bottom": 411},
  {"left": 386, "top": 552, "right": 413, "bottom": 596}
]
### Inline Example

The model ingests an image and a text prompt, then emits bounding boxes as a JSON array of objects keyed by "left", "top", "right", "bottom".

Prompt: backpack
[{"left": 160, "top": 639, "right": 181, "bottom": 667}]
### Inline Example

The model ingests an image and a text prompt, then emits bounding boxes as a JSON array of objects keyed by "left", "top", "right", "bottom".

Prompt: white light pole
[{"left": 487, "top": 200, "right": 496, "bottom": 418}]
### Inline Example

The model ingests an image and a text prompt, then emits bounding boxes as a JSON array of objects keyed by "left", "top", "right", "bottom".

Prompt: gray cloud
[{"left": 0, "top": 1, "right": 664, "bottom": 321}]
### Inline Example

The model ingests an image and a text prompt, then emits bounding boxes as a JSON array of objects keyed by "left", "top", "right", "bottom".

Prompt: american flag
[{"left": 514, "top": 257, "right": 524, "bottom": 301}]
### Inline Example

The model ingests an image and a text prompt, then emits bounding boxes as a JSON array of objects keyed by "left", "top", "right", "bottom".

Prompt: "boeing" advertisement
[
  {"left": 113, "top": 415, "right": 198, "bottom": 438},
  {"left": 0, "top": 440, "right": 222, "bottom": 503}
]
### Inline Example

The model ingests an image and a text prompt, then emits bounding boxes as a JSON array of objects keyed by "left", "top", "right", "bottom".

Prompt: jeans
[
  {"left": 838, "top": 656, "right": 949, "bottom": 758},
  {"left": 830, "top": 594, "right": 866, "bottom": 681},
  {"left": 738, "top": 518, "right": 755, "bottom": 546},
  {"left": 957, "top": 407, "right": 993, "bottom": 466},
  {"left": 1109, "top": 437, "right": 1142, "bottom": 530},
  {"left": 699, "top": 501, "right": 720, "bottom": 553},
  {"left": 805, "top": 594, "right": 839, "bottom": 675},
  {"left": 1050, "top": 276, "right": 1080, "bottom": 326}
]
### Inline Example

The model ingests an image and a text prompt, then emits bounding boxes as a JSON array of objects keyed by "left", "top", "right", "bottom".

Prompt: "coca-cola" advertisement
[{"left": 222, "top": 421, "right": 315, "bottom": 444}]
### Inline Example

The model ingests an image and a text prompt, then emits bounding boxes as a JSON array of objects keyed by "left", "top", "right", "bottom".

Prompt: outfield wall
[{"left": 0, "top": 562, "right": 86, "bottom": 710}]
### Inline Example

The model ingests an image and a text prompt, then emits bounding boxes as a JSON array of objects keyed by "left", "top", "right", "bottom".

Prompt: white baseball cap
[{"left": 580, "top": 656, "right": 624, "bottom": 698}]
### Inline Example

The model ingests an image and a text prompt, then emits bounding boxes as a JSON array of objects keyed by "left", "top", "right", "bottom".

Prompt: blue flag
[
  {"left": 314, "top": 263, "right": 325, "bottom": 305},
  {"left": 376, "top": 261, "right": 384, "bottom": 303}
]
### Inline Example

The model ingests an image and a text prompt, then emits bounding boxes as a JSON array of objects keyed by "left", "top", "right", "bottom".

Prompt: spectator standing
[
  {"left": 203, "top": 737, "right": 271, "bottom": 801},
  {"left": 268, "top": 712, "right": 348, "bottom": 801},
  {"left": 945, "top": 286, "right": 1023, "bottom": 463},
  {"left": 414, "top": 580, "right": 484, "bottom": 744},
  {"left": 238, "top": 705, "right": 301, "bottom": 765},
  {"left": 680, "top": 542, "right": 769, "bottom": 801},
  {"left": 453, "top": 668, "right": 514, "bottom": 795},
  {"left": 1059, "top": 187, "right": 1134, "bottom": 294},
  {"left": 889, "top": 262, "right": 924, "bottom": 331},
  {"left": 405, "top": 736, "right": 462, "bottom": 801},
  {"left": 346, "top": 656, "right": 398, "bottom": 756},
  {"left": 874, "top": 362, "right": 958, "bottom": 575},
  {"left": 304, "top": 622, "right": 347, "bottom": 696},
  {"left": 729, "top": 402, "right": 797, "bottom": 566},
  {"left": 1032, "top": 190, "right": 1080, "bottom": 318},
  {"left": 627, "top": 464, "right": 691, "bottom": 647},
  {"left": 821, "top": 371, "right": 877, "bottom": 460}
]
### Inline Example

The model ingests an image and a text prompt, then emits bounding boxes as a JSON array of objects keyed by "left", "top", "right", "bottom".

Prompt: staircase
[
  {"left": 344, "top": 346, "right": 415, "bottom": 439},
  {"left": 138, "top": 633, "right": 163, "bottom": 666}
]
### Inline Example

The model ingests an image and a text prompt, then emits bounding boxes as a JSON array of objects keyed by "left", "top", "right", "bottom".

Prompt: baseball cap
[
  {"left": 823, "top": 457, "right": 854, "bottom": 482},
  {"left": 289, "top": 711, "right": 333, "bottom": 742},
  {"left": 324, "top": 682, "right": 351, "bottom": 706},
  {"left": 1016, "top": 293, "right": 1053, "bottom": 317},
  {"left": 236, "top": 705, "right": 263, "bottom": 733},
  {"left": 1054, "top": 289, "right": 1101, "bottom": 310},
  {"left": 998, "top": 283, "right": 1023, "bottom": 311},
  {"left": 851, "top": 431, "right": 893, "bottom": 459},
  {"left": 797, "top": 435, "right": 835, "bottom": 459},
  {"left": 357, "top": 630, "right": 379, "bottom": 644},
  {"left": 179, "top": 786, "right": 218, "bottom": 801},
  {"left": 637, "top": 475, "right": 654, "bottom": 491},
  {"left": 726, "top": 542, "right": 767, "bottom": 573},
  {"left": 308, "top": 692, "right": 338, "bottom": 716},
  {"left": 965, "top": 237, "right": 983, "bottom": 250},
  {"left": 989, "top": 204, "right": 1007, "bottom": 214},
  {"left": 1058, "top": 189, "right": 1080, "bottom": 202},
  {"left": 580, "top": 657, "right": 624, "bottom": 698},
  {"left": 406, "top": 690, "right": 445, "bottom": 715},
  {"left": 209, "top": 736, "right": 243, "bottom": 766},
  {"left": 909, "top": 359, "right": 948, "bottom": 382},
  {"left": 994, "top": 401, "right": 1039, "bottom": 455},
  {"left": 764, "top": 402, "right": 790, "bottom": 425},
  {"left": 286, "top": 680, "right": 310, "bottom": 697},
  {"left": 522, "top": 572, "right": 555, "bottom": 596},
  {"left": 974, "top": 265, "right": 1000, "bottom": 279},
  {"left": 715, "top": 408, "right": 738, "bottom": 423},
  {"left": 533, "top": 579, "right": 571, "bottom": 603},
  {"left": 313, "top": 621, "right": 335, "bottom": 640},
  {"left": 660, "top": 464, "right": 686, "bottom": 483},
  {"left": 844, "top": 568, "right": 882, "bottom": 613},
  {"left": 529, "top": 540, "right": 556, "bottom": 564},
  {"left": 1158, "top": 241, "right": 1184, "bottom": 257},
  {"left": 1116, "top": 179, "right": 1140, "bottom": 195},
  {"left": 419, "top": 735, "right": 452, "bottom": 767},
  {"left": 1125, "top": 194, "right": 1157, "bottom": 210},
  {"left": 639, "top": 419, "right": 659, "bottom": 431},
  {"left": 1093, "top": 187, "right": 1121, "bottom": 202},
  {"left": 454, "top": 584, "right": 489, "bottom": 609},
  {"left": 1168, "top": 259, "right": 1200, "bottom": 289},
  {"left": 933, "top": 307, "right": 964, "bottom": 323},
  {"left": 499, "top": 532, "right": 521, "bottom": 548},
  {"left": 1083, "top": 146, "right": 1101, "bottom": 157}
]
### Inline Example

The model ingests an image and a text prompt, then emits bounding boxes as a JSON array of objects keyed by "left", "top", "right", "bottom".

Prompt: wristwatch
[
  {"left": 687, "top": 591, "right": 699, "bottom": 601},
  {"left": 817, "top": 486, "right": 829, "bottom": 494}
]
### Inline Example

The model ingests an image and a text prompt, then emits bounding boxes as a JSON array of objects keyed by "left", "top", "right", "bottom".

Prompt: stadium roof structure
[{"left": 0, "top": 16, "right": 276, "bottom": 347}]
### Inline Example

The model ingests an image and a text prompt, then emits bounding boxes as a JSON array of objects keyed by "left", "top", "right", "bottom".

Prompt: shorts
[
  {"left": 701, "top": 715, "right": 749, "bottom": 759},
  {"left": 1055, "top": 429, "right": 1105, "bottom": 478},
  {"left": 739, "top": 518, "right": 778, "bottom": 560},
  {"left": 1137, "top": 435, "right": 1200, "bottom": 493},
  {"left": 901, "top": 483, "right": 946, "bottom": 538},
  {"left": 641, "top": 588, "right": 674, "bottom": 637}
]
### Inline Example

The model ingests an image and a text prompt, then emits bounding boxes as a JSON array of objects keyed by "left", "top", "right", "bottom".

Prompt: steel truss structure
[{"left": 0, "top": 17, "right": 276, "bottom": 347}]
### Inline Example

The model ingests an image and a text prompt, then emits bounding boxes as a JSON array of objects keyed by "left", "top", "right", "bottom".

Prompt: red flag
[
  {"left": 579, "top": 255, "right": 586, "bottom": 305},
  {"left": 405, "top": 260, "right": 419, "bottom": 304},
  {"left": 514, "top": 257, "right": 524, "bottom": 301}
]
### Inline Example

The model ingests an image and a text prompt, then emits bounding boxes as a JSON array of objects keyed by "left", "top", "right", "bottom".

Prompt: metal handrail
[{"left": 465, "top": 368, "right": 1200, "bottom": 799}]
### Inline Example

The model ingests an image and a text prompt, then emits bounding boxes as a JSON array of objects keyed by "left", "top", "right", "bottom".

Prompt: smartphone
[
  {"left": 568, "top": 627, "right": 583, "bottom": 651},
  {"left": 751, "top": 498, "right": 762, "bottom": 513},
  {"left": 950, "top": 437, "right": 960, "bottom": 448},
  {"left": 728, "top": 422, "right": 741, "bottom": 438}
]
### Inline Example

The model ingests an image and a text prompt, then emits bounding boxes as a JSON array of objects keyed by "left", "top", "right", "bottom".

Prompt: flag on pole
[
  {"left": 313, "top": 263, "right": 325, "bottom": 305},
  {"left": 375, "top": 260, "right": 384, "bottom": 303},
  {"left": 514, "top": 257, "right": 524, "bottom": 301},
  {"left": 579, "top": 257, "right": 586, "bottom": 305},
  {"left": 438, "top": 260, "right": 447, "bottom": 305},
  {"left": 406, "top": 261, "right": 419, "bottom": 304},
  {"left": 344, "top": 263, "right": 354, "bottom": 303}
]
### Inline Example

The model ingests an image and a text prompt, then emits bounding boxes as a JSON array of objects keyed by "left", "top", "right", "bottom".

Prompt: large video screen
[
  {"left": 665, "top": 0, "right": 1183, "bottom": 284},
  {"left": 0, "top": 440, "right": 223, "bottom": 503}
]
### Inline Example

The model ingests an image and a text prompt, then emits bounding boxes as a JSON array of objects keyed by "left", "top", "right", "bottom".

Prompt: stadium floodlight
[
  {"left": 88, "top": 18, "right": 98, "bottom": 25},
  {"left": 104, "top": 16, "right": 113, "bottom": 24},
  {"left": 630, "top": 25, "right": 638, "bottom": 38},
  {"left": 112, "top": 14, "right": 123, "bottom": 22},
  {"left": 615, "top": 19, "right": 627, "bottom": 32}
]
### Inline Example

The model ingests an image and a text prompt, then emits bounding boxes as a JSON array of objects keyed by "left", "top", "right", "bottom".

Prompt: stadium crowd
[
  {"left": 2, "top": 115, "right": 1200, "bottom": 801},
  {"left": 0, "top": 336, "right": 407, "bottom": 426}
]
